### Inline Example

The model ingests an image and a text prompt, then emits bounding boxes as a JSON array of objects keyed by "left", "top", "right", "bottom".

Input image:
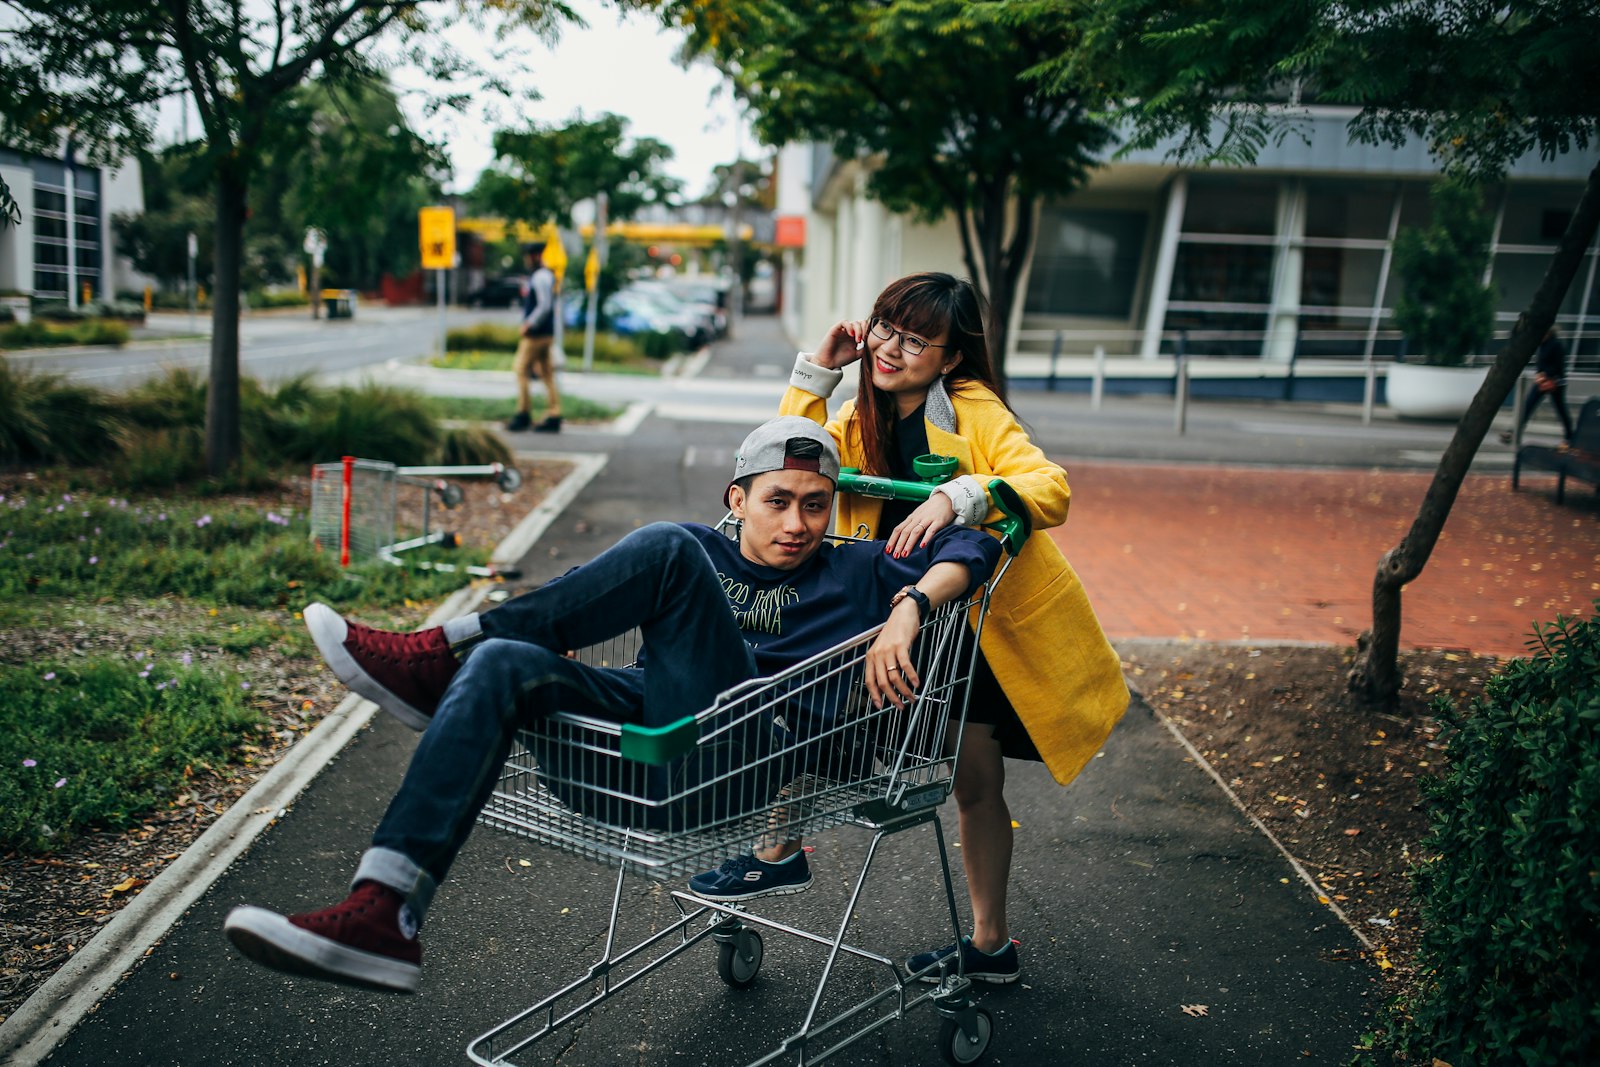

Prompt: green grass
[
  {"left": 0, "top": 481, "right": 486, "bottom": 852},
  {"left": 421, "top": 393, "right": 622, "bottom": 424},
  {"left": 438, "top": 327, "right": 663, "bottom": 374},
  {"left": 0, "top": 656, "right": 262, "bottom": 853},
  {"left": 0, "top": 318, "right": 131, "bottom": 349}
]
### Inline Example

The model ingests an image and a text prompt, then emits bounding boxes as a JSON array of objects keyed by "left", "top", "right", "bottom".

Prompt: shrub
[
  {"left": 0, "top": 317, "right": 129, "bottom": 348},
  {"left": 1357, "top": 607, "right": 1600, "bottom": 1065},
  {"left": 446, "top": 322, "right": 522, "bottom": 351},
  {"left": 249, "top": 289, "right": 310, "bottom": 309},
  {"left": 1392, "top": 179, "right": 1496, "bottom": 368},
  {"left": 279, "top": 381, "right": 441, "bottom": 465},
  {"left": 436, "top": 425, "right": 513, "bottom": 466},
  {"left": 0, "top": 360, "right": 123, "bottom": 465},
  {"left": 638, "top": 328, "right": 688, "bottom": 360}
]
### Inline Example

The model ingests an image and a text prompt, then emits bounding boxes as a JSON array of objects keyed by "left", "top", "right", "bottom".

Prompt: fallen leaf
[
  {"left": 110, "top": 877, "right": 145, "bottom": 893},
  {"left": 1181, "top": 1004, "right": 1208, "bottom": 1017}
]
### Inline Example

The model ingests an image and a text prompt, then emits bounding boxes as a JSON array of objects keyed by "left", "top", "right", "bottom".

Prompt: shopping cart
[{"left": 469, "top": 470, "right": 1032, "bottom": 1067}]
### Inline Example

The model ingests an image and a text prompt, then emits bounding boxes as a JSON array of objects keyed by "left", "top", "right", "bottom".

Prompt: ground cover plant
[
  {"left": 0, "top": 479, "right": 478, "bottom": 856},
  {"left": 0, "top": 319, "right": 131, "bottom": 349}
]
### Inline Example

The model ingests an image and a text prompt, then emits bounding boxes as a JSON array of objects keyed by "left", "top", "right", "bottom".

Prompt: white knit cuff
[
  {"left": 789, "top": 352, "right": 844, "bottom": 397},
  {"left": 934, "top": 475, "right": 988, "bottom": 527}
]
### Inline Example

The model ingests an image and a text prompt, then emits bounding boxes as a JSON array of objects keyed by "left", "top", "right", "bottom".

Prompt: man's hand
[{"left": 866, "top": 599, "right": 921, "bottom": 709}]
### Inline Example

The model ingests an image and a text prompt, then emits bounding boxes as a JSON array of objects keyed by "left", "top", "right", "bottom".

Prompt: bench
[{"left": 1513, "top": 396, "right": 1600, "bottom": 505}]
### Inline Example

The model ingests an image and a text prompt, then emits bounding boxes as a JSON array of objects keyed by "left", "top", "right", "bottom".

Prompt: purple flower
[
  {"left": 195, "top": 514, "right": 212, "bottom": 528},
  {"left": 139, "top": 668, "right": 151, "bottom": 679},
  {"left": 43, "top": 671, "right": 55, "bottom": 681},
  {"left": 22, "top": 758, "right": 36, "bottom": 767},
  {"left": 134, "top": 651, "right": 145, "bottom": 661},
  {"left": 54, "top": 778, "right": 66, "bottom": 789},
  {"left": 180, "top": 652, "right": 193, "bottom": 666},
  {"left": 62, "top": 493, "right": 72, "bottom": 503},
  {"left": 240, "top": 681, "right": 251, "bottom": 690},
  {"left": 158, "top": 512, "right": 167, "bottom": 522},
  {"left": 155, "top": 681, "right": 167, "bottom": 690},
  {"left": 89, "top": 556, "right": 98, "bottom": 565}
]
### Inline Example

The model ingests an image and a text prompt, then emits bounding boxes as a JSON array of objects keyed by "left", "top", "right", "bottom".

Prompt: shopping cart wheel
[
  {"left": 937, "top": 1006, "right": 993, "bottom": 1065},
  {"left": 715, "top": 928, "right": 763, "bottom": 988},
  {"left": 436, "top": 483, "right": 465, "bottom": 509},
  {"left": 495, "top": 466, "right": 523, "bottom": 492}
]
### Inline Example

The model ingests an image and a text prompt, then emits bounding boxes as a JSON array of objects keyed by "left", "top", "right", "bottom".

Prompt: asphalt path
[{"left": 28, "top": 321, "right": 1384, "bottom": 1066}]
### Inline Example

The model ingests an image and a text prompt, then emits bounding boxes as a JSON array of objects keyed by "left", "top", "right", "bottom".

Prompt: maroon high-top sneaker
[
  {"left": 225, "top": 881, "right": 421, "bottom": 993},
  {"left": 303, "top": 602, "right": 460, "bottom": 730}
]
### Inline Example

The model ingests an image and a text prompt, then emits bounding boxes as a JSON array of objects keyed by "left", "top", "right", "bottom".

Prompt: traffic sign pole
[
  {"left": 583, "top": 192, "right": 608, "bottom": 373},
  {"left": 419, "top": 207, "right": 457, "bottom": 356}
]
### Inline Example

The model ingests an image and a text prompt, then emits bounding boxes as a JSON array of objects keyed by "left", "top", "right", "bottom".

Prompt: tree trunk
[
  {"left": 956, "top": 180, "right": 1038, "bottom": 387},
  {"left": 1348, "top": 159, "right": 1600, "bottom": 705},
  {"left": 205, "top": 166, "right": 248, "bottom": 477}
]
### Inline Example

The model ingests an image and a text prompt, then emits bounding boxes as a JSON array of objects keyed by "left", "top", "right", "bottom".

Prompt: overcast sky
[{"left": 395, "top": 1, "right": 752, "bottom": 201}]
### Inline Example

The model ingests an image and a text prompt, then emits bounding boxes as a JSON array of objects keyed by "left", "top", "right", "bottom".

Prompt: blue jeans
[{"left": 355, "top": 523, "right": 758, "bottom": 920}]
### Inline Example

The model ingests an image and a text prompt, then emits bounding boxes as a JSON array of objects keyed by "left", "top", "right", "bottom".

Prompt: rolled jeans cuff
[
  {"left": 442, "top": 613, "right": 483, "bottom": 648},
  {"left": 354, "top": 846, "right": 438, "bottom": 923}
]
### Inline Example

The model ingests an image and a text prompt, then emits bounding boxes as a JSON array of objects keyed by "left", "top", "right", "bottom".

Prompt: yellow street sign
[
  {"left": 538, "top": 222, "right": 567, "bottom": 283},
  {"left": 419, "top": 206, "right": 456, "bottom": 270},
  {"left": 584, "top": 246, "right": 600, "bottom": 292}
]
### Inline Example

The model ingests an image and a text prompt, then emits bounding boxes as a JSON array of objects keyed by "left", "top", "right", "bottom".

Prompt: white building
[
  {"left": 773, "top": 109, "right": 1599, "bottom": 398},
  {"left": 0, "top": 144, "right": 145, "bottom": 304}
]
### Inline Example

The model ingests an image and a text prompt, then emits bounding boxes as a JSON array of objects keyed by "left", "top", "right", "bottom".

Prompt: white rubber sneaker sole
[
  {"left": 686, "top": 875, "right": 813, "bottom": 902},
  {"left": 303, "top": 602, "right": 431, "bottom": 731},
  {"left": 224, "top": 905, "right": 419, "bottom": 993}
]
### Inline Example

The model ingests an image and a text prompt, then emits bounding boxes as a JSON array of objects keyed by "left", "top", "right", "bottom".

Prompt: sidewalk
[{"left": 16, "top": 314, "right": 1590, "bottom": 1066}]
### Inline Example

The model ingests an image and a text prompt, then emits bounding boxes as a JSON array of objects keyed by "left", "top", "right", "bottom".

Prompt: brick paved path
[{"left": 1052, "top": 460, "right": 1600, "bottom": 659}]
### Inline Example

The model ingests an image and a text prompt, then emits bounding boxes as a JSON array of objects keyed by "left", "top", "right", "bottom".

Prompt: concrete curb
[{"left": 0, "top": 455, "right": 608, "bottom": 1067}]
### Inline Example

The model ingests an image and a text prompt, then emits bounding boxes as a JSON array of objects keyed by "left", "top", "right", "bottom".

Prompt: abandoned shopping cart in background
[
  {"left": 469, "top": 469, "right": 1032, "bottom": 1067},
  {"left": 309, "top": 455, "right": 523, "bottom": 576}
]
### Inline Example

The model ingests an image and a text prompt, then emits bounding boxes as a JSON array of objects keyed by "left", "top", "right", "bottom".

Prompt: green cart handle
[
  {"left": 620, "top": 714, "right": 700, "bottom": 765},
  {"left": 837, "top": 459, "right": 1031, "bottom": 556}
]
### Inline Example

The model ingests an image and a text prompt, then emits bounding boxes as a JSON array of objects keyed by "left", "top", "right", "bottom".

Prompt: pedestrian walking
[
  {"left": 1504, "top": 325, "right": 1576, "bottom": 444},
  {"left": 506, "top": 242, "right": 562, "bottom": 433},
  {"left": 689, "top": 272, "right": 1129, "bottom": 985}
]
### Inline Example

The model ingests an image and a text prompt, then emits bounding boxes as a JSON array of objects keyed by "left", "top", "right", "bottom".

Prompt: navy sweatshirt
[{"left": 684, "top": 522, "right": 1001, "bottom": 676}]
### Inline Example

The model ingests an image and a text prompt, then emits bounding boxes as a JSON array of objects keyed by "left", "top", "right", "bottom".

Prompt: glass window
[
  {"left": 1490, "top": 250, "right": 1586, "bottom": 317},
  {"left": 1171, "top": 243, "right": 1273, "bottom": 304},
  {"left": 1301, "top": 247, "right": 1385, "bottom": 311},
  {"left": 1496, "top": 184, "right": 1585, "bottom": 246},
  {"left": 1161, "top": 308, "right": 1268, "bottom": 357},
  {"left": 1025, "top": 207, "right": 1148, "bottom": 317},
  {"left": 1182, "top": 176, "right": 1278, "bottom": 236},
  {"left": 1304, "top": 180, "right": 1396, "bottom": 240}
]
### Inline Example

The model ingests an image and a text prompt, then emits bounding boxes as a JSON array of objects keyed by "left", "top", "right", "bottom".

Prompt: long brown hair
[{"left": 854, "top": 272, "right": 1008, "bottom": 476}]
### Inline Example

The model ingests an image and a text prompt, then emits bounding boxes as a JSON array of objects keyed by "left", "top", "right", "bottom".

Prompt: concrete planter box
[
  {"left": 0, "top": 296, "right": 30, "bottom": 325},
  {"left": 1385, "top": 361, "right": 1489, "bottom": 420}
]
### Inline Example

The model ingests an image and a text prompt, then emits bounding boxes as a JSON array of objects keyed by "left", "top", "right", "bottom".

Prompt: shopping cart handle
[
  {"left": 984, "top": 479, "right": 1031, "bottom": 556},
  {"left": 837, "top": 466, "right": 1031, "bottom": 556},
  {"left": 619, "top": 715, "right": 700, "bottom": 765}
]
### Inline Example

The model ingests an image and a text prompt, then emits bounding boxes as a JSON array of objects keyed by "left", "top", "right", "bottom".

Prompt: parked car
[
  {"left": 623, "top": 281, "right": 720, "bottom": 343},
  {"left": 601, "top": 288, "right": 713, "bottom": 349},
  {"left": 466, "top": 274, "right": 525, "bottom": 309}
]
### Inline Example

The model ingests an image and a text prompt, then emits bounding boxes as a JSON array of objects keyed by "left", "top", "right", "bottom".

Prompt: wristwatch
[{"left": 890, "top": 585, "right": 931, "bottom": 623}]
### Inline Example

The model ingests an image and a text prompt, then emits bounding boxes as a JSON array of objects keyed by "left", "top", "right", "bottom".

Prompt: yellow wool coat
[{"left": 781, "top": 378, "right": 1129, "bottom": 787}]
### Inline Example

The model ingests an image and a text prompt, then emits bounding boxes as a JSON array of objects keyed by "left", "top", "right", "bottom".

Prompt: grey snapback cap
[{"left": 725, "top": 416, "right": 841, "bottom": 505}]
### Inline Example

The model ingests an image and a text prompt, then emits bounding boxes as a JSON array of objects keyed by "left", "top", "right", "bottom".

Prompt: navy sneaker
[
  {"left": 687, "top": 852, "right": 812, "bottom": 901},
  {"left": 906, "top": 936, "right": 1021, "bottom": 985}
]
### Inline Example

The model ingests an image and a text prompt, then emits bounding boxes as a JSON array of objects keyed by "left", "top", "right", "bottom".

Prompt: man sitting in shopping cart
[{"left": 224, "top": 416, "right": 1002, "bottom": 994}]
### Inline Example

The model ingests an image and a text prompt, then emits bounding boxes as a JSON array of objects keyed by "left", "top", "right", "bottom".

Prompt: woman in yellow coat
[{"left": 690, "top": 273, "right": 1128, "bottom": 983}]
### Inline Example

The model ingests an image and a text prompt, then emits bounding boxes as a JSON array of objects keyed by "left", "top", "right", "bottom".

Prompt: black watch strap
[{"left": 892, "top": 585, "right": 931, "bottom": 623}]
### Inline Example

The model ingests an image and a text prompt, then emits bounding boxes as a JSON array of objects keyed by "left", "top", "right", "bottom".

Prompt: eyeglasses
[{"left": 869, "top": 318, "right": 949, "bottom": 358}]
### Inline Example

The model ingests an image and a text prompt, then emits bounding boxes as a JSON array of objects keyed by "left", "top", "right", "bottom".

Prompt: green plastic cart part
[
  {"left": 912, "top": 454, "right": 960, "bottom": 483},
  {"left": 984, "top": 478, "right": 1032, "bottom": 557},
  {"left": 619, "top": 715, "right": 700, "bottom": 764}
]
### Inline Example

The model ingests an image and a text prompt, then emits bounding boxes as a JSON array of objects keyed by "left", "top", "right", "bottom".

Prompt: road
[{"left": 8, "top": 304, "right": 1540, "bottom": 472}]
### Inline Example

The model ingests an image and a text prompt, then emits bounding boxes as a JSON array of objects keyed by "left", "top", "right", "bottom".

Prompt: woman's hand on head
[
  {"left": 813, "top": 319, "right": 870, "bottom": 371},
  {"left": 884, "top": 494, "right": 956, "bottom": 560}
]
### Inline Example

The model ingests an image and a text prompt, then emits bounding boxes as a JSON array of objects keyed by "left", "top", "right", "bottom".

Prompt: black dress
[{"left": 880, "top": 406, "right": 1040, "bottom": 761}]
